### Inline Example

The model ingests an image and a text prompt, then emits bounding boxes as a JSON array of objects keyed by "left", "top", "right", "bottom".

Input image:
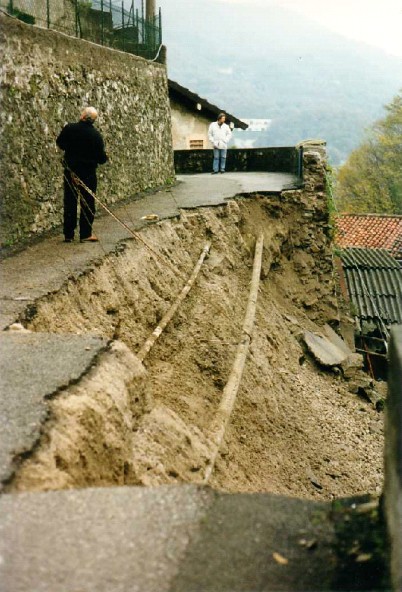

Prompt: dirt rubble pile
[{"left": 7, "top": 152, "right": 383, "bottom": 499}]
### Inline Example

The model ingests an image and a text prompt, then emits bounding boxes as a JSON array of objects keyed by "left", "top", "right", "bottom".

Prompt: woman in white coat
[{"left": 208, "top": 113, "right": 232, "bottom": 174}]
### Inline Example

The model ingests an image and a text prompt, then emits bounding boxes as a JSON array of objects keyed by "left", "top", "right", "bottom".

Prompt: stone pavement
[
  {"left": 0, "top": 484, "right": 338, "bottom": 592},
  {"left": 0, "top": 172, "right": 298, "bottom": 330}
]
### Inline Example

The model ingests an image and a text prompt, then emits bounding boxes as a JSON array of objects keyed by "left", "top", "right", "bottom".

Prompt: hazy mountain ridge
[{"left": 162, "top": 0, "right": 402, "bottom": 163}]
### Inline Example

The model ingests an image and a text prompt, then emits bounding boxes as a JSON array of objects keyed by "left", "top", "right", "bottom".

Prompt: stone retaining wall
[
  {"left": 174, "top": 147, "right": 302, "bottom": 176},
  {"left": 0, "top": 14, "right": 174, "bottom": 247}
]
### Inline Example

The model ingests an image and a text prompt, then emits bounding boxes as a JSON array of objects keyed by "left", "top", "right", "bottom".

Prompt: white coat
[{"left": 208, "top": 121, "right": 232, "bottom": 150}]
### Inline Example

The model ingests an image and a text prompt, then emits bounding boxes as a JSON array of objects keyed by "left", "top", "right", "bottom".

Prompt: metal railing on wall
[{"left": 1, "top": 0, "right": 162, "bottom": 60}]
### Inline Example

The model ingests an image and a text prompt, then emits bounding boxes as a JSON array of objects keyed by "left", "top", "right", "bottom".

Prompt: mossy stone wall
[{"left": 0, "top": 14, "right": 174, "bottom": 247}]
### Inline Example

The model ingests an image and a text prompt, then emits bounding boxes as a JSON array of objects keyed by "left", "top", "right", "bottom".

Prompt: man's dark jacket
[{"left": 56, "top": 120, "right": 107, "bottom": 172}]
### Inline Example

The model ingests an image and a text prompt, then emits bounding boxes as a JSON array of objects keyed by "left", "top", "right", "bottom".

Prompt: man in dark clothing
[{"left": 56, "top": 107, "right": 108, "bottom": 242}]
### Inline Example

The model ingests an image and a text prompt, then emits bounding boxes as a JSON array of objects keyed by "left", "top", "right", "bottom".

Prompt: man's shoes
[
  {"left": 211, "top": 171, "right": 218, "bottom": 175},
  {"left": 64, "top": 238, "right": 73, "bottom": 243},
  {"left": 220, "top": 170, "right": 226, "bottom": 174},
  {"left": 80, "top": 235, "right": 99, "bottom": 243}
]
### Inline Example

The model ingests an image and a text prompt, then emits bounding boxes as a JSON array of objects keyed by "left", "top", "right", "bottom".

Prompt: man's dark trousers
[{"left": 63, "top": 168, "right": 97, "bottom": 241}]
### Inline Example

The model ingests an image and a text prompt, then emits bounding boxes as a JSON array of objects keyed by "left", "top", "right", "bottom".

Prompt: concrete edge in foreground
[{"left": 384, "top": 325, "right": 402, "bottom": 591}]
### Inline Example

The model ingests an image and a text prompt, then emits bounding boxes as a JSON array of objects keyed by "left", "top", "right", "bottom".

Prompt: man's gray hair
[{"left": 80, "top": 106, "right": 98, "bottom": 122}]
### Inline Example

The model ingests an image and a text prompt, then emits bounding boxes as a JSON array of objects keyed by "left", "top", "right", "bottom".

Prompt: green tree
[{"left": 335, "top": 91, "right": 402, "bottom": 214}]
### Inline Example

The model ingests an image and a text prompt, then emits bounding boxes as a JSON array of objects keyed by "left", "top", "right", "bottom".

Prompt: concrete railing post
[{"left": 384, "top": 326, "right": 402, "bottom": 591}]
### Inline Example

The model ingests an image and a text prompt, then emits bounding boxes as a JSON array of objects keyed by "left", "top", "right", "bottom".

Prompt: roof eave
[{"left": 168, "top": 79, "right": 249, "bottom": 130}]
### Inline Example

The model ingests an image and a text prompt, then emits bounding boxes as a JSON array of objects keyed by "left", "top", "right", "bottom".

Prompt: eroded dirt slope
[{"left": 10, "top": 195, "right": 383, "bottom": 499}]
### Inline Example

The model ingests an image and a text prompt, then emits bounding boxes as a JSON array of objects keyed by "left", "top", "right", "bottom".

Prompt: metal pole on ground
[
  {"left": 65, "top": 166, "right": 183, "bottom": 278},
  {"left": 46, "top": 0, "right": 50, "bottom": 28}
]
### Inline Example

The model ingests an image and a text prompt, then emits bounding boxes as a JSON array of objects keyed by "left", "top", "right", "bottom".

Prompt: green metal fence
[{"left": 1, "top": 0, "right": 162, "bottom": 60}]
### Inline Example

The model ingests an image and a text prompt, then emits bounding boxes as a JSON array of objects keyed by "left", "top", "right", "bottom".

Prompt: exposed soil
[{"left": 10, "top": 196, "right": 383, "bottom": 499}]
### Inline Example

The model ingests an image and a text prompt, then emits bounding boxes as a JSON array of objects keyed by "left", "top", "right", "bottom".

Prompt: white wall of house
[{"left": 170, "top": 99, "right": 213, "bottom": 150}]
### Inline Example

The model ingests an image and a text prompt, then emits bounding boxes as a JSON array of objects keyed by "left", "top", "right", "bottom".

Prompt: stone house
[{"left": 168, "top": 79, "right": 248, "bottom": 150}]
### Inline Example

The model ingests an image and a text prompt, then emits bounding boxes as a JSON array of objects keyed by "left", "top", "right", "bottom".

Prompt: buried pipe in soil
[
  {"left": 137, "top": 242, "right": 211, "bottom": 362},
  {"left": 203, "top": 233, "right": 265, "bottom": 484}
]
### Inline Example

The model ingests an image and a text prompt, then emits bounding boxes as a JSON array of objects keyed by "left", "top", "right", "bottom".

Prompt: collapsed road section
[
  {"left": 2, "top": 188, "right": 383, "bottom": 499},
  {"left": 0, "top": 148, "right": 390, "bottom": 592}
]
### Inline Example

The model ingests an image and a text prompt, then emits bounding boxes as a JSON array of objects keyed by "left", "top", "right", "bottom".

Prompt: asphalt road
[
  {"left": 0, "top": 484, "right": 337, "bottom": 592},
  {"left": 0, "top": 332, "right": 108, "bottom": 487}
]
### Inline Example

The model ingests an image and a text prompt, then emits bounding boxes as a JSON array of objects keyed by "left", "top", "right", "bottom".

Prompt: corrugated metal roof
[
  {"left": 336, "top": 214, "right": 402, "bottom": 258},
  {"left": 341, "top": 248, "right": 400, "bottom": 268},
  {"left": 340, "top": 248, "right": 402, "bottom": 328}
]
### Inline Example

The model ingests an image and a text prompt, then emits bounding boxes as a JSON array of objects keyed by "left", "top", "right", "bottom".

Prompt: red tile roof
[{"left": 336, "top": 214, "right": 402, "bottom": 258}]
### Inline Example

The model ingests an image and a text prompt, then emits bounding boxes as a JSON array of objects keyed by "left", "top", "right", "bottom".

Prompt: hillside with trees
[
  {"left": 335, "top": 92, "right": 402, "bottom": 214},
  {"left": 162, "top": 0, "right": 402, "bottom": 165}
]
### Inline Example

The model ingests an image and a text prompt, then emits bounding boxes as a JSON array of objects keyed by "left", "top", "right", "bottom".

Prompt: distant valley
[{"left": 160, "top": 0, "right": 402, "bottom": 164}]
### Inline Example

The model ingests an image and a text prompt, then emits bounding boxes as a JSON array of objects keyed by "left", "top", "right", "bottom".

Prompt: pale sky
[{"left": 219, "top": 0, "right": 402, "bottom": 57}]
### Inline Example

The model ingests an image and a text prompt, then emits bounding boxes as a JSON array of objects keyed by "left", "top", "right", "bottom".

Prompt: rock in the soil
[
  {"left": 369, "top": 421, "right": 382, "bottom": 435},
  {"left": 341, "top": 353, "right": 364, "bottom": 379},
  {"left": 6, "top": 322, "right": 31, "bottom": 333},
  {"left": 303, "top": 330, "right": 348, "bottom": 367},
  {"left": 307, "top": 471, "right": 323, "bottom": 490},
  {"left": 322, "top": 324, "right": 352, "bottom": 358}
]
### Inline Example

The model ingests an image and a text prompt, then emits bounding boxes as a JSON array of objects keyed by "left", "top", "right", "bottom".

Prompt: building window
[{"left": 189, "top": 139, "right": 204, "bottom": 150}]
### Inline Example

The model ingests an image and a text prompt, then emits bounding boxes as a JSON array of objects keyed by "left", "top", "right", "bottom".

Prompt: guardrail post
[{"left": 158, "top": 6, "right": 162, "bottom": 45}]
